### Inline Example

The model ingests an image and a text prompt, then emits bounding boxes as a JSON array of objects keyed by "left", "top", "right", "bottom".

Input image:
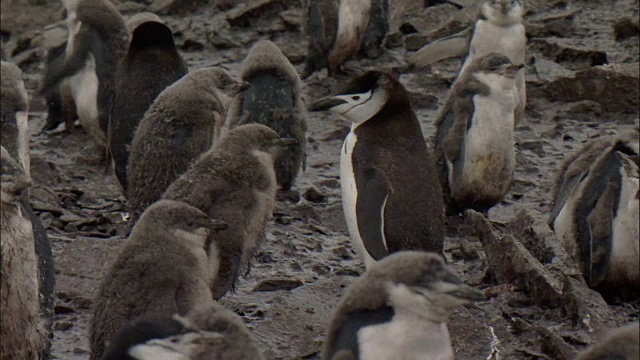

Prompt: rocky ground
[{"left": 1, "top": 0, "right": 639, "bottom": 359}]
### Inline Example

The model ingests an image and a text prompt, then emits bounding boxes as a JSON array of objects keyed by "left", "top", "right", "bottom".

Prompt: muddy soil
[{"left": 1, "top": 0, "right": 638, "bottom": 359}]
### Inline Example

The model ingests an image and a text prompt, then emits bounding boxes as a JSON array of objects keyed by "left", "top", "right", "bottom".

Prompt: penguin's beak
[
  {"left": 447, "top": 284, "right": 486, "bottom": 301},
  {"left": 308, "top": 96, "right": 348, "bottom": 112},
  {"left": 501, "top": 63, "right": 525, "bottom": 79},
  {"left": 209, "top": 218, "right": 228, "bottom": 230},
  {"left": 273, "top": 138, "right": 298, "bottom": 147},
  {"left": 234, "top": 81, "right": 251, "bottom": 94}
]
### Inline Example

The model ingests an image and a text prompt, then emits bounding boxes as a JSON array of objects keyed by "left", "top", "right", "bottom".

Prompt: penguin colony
[{"left": 0, "top": 0, "right": 637, "bottom": 359}]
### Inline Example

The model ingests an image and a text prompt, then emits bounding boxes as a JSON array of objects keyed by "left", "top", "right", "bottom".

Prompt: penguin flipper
[
  {"left": 355, "top": 164, "right": 390, "bottom": 260},
  {"left": 39, "top": 25, "right": 99, "bottom": 94},
  {"left": 407, "top": 28, "right": 471, "bottom": 69},
  {"left": 576, "top": 147, "right": 629, "bottom": 287}
]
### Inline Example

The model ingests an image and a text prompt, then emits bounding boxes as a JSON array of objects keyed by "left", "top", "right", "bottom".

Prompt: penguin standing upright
[
  {"left": 127, "top": 67, "right": 248, "bottom": 222},
  {"left": 163, "top": 124, "right": 296, "bottom": 299},
  {"left": 109, "top": 13, "right": 188, "bottom": 194},
  {"left": 433, "top": 52, "right": 523, "bottom": 214},
  {"left": 323, "top": 251, "right": 485, "bottom": 360},
  {"left": 409, "top": 0, "right": 526, "bottom": 118},
  {"left": 39, "top": 0, "right": 129, "bottom": 155},
  {"left": 1, "top": 61, "right": 56, "bottom": 359},
  {"left": 226, "top": 40, "right": 307, "bottom": 191},
  {"left": 309, "top": 71, "right": 445, "bottom": 269},
  {"left": 550, "top": 131, "right": 639, "bottom": 300},
  {"left": 89, "top": 199, "right": 228, "bottom": 360},
  {"left": 304, "top": 0, "right": 389, "bottom": 77}
]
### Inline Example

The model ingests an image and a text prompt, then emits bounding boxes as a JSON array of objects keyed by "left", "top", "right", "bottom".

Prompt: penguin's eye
[{"left": 352, "top": 96, "right": 360, "bottom": 101}]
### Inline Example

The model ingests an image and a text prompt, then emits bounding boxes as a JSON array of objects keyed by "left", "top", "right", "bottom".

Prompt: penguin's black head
[
  {"left": 101, "top": 317, "right": 187, "bottom": 360},
  {"left": 369, "top": 251, "right": 485, "bottom": 316},
  {"left": 129, "top": 21, "right": 177, "bottom": 51},
  {"left": 309, "top": 71, "right": 408, "bottom": 125}
]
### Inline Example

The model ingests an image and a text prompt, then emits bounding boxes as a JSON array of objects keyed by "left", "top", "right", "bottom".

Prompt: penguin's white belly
[
  {"left": 456, "top": 95, "right": 515, "bottom": 198},
  {"left": 16, "top": 110, "right": 30, "bottom": 177},
  {"left": 462, "top": 21, "right": 526, "bottom": 113},
  {"left": 358, "top": 315, "right": 453, "bottom": 360},
  {"left": 69, "top": 54, "right": 104, "bottom": 146},
  {"left": 341, "top": 130, "right": 377, "bottom": 269},
  {"left": 609, "top": 165, "right": 640, "bottom": 283}
]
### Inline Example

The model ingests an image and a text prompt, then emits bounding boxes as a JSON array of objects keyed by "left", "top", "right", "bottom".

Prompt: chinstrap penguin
[
  {"left": 163, "top": 124, "right": 296, "bottom": 299},
  {"left": 109, "top": 12, "right": 188, "bottom": 194},
  {"left": 89, "top": 199, "right": 228, "bottom": 359},
  {"left": 0, "top": 146, "right": 47, "bottom": 360},
  {"left": 39, "top": 0, "right": 129, "bottom": 155},
  {"left": 127, "top": 67, "right": 248, "bottom": 222},
  {"left": 408, "top": 0, "right": 526, "bottom": 119},
  {"left": 102, "top": 302, "right": 265, "bottom": 360},
  {"left": 550, "top": 131, "right": 639, "bottom": 300},
  {"left": 309, "top": 71, "right": 445, "bottom": 269},
  {"left": 37, "top": 20, "right": 78, "bottom": 133},
  {"left": 433, "top": 52, "right": 523, "bottom": 215},
  {"left": 323, "top": 251, "right": 485, "bottom": 360},
  {"left": 574, "top": 322, "right": 639, "bottom": 360},
  {"left": 304, "top": 0, "right": 389, "bottom": 78},
  {"left": 226, "top": 40, "right": 307, "bottom": 191}
]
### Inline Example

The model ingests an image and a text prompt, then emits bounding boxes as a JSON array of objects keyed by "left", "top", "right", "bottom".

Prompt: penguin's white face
[
  {"left": 387, "top": 279, "right": 484, "bottom": 322},
  {"left": 482, "top": 0, "right": 524, "bottom": 26},
  {"left": 310, "top": 89, "right": 387, "bottom": 126}
]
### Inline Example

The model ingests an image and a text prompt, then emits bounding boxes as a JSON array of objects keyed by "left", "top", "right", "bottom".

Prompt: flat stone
[
  {"left": 613, "top": 17, "right": 639, "bottom": 41},
  {"left": 252, "top": 278, "right": 304, "bottom": 292},
  {"left": 543, "top": 63, "right": 639, "bottom": 113}
]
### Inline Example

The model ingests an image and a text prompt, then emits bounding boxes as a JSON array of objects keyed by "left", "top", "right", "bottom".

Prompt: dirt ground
[{"left": 1, "top": 0, "right": 639, "bottom": 359}]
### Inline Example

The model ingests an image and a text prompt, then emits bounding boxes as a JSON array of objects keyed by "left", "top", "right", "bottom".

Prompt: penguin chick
[
  {"left": 1, "top": 61, "right": 31, "bottom": 176},
  {"left": 163, "top": 124, "right": 296, "bottom": 299},
  {"left": 309, "top": 71, "right": 445, "bottom": 269},
  {"left": 1, "top": 63, "right": 56, "bottom": 359},
  {"left": 89, "top": 199, "right": 228, "bottom": 360},
  {"left": 408, "top": 0, "right": 526, "bottom": 118},
  {"left": 304, "top": 0, "right": 373, "bottom": 78},
  {"left": 102, "top": 302, "right": 265, "bottom": 360},
  {"left": 109, "top": 14, "right": 188, "bottom": 194},
  {"left": 127, "top": 67, "right": 248, "bottom": 222},
  {"left": 226, "top": 40, "right": 307, "bottom": 191},
  {"left": 1, "top": 146, "right": 47, "bottom": 360},
  {"left": 433, "top": 52, "right": 523, "bottom": 215},
  {"left": 39, "top": 0, "right": 129, "bottom": 155},
  {"left": 550, "top": 131, "right": 639, "bottom": 300},
  {"left": 323, "top": 251, "right": 485, "bottom": 360},
  {"left": 575, "top": 322, "right": 639, "bottom": 360}
]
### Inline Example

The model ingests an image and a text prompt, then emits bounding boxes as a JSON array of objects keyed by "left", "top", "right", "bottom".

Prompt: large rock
[{"left": 542, "top": 63, "right": 639, "bottom": 113}]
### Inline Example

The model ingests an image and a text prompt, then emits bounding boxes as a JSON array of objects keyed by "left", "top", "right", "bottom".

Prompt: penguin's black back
[
  {"left": 574, "top": 141, "right": 637, "bottom": 291},
  {"left": 327, "top": 306, "right": 395, "bottom": 359},
  {"left": 19, "top": 196, "right": 55, "bottom": 358},
  {"left": 41, "top": 43, "right": 68, "bottom": 132},
  {"left": 110, "top": 21, "right": 187, "bottom": 193}
]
